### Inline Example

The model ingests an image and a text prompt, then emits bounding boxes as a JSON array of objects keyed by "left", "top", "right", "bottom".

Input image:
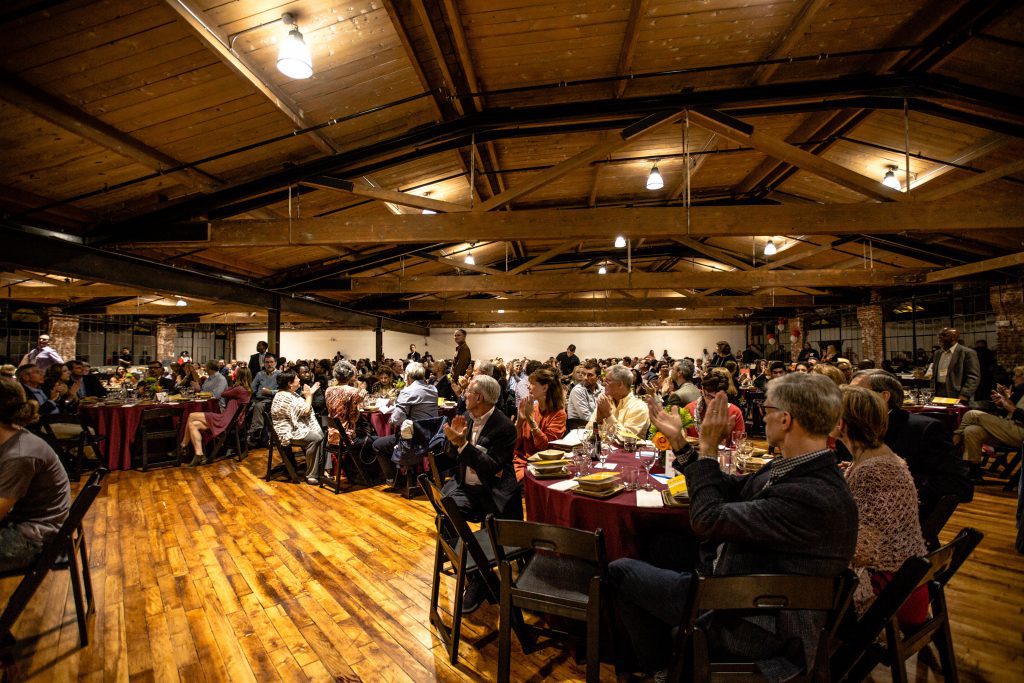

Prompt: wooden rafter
[
  {"left": 916, "top": 158, "right": 1024, "bottom": 201},
  {"left": 614, "top": 0, "right": 649, "bottom": 98},
  {"left": 507, "top": 242, "right": 580, "bottom": 276},
  {"left": 924, "top": 251, "right": 1024, "bottom": 283},
  {"left": 751, "top": 0, "right": 829, "bottom": 84},
  {"left": 438, "top": 311, "right": 750, "bottom": 325},
  {"left": 385, "top": 295, "right": 818, "bottom": 312},
  {"left": 301, "top": 177, "right": 469, "bottom": 213}
]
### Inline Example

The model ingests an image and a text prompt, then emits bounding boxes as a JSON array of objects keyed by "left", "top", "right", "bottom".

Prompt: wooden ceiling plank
[
  {"left": 348, "top": 269, "right": 915, "bottom": 294},
  {"left": 418, "top": 252, "right": 504, "bottom": 276},
  {"left": 673, "top": 237, "right": 751, "bottom": 271},
  {"left": 438, "top": 310, "right": 750, "bottom": 325},
  {"left": 163, "top": 0, "right": 336, "bottom": 156},
  {"left": 393, "top": 294, "right": 816, "bottom": 312},
  {"left": 909, "top": 133, "right": 1009, "bottom": 189},
  {"left": 301, "top": 177, "right": 469, "bottom": 213},
  {"left": 474, "top": 109, "right": 686, "bottom": 212},
  {"left": 0, "top": 70, "right": 220, "bottom": 191},
  {"left": 507, "top": 241, "right": 580, "bottom": 276},
  {"left": 690, "top": 108, "right": 906, "bottom": 203},
  {"left": 187, "top": 201, "right": 1024, "bottom": 246},
  {"left": 751, "top": 0, "right": 830, "bottom": 84},
  {"left": 916, "top": 158, "right": 1024, "bottom": 201},
  {"left": 614, "top": 0, "right": 649, "bottom": 98},
  {"left": 924, "top": 251, "right": 1024, "bottom": 283}
]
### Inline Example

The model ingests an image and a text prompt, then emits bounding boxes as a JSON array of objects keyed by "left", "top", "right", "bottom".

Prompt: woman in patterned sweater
[{"left": 836, "top": 385, "right": 928, "bottom": 626}]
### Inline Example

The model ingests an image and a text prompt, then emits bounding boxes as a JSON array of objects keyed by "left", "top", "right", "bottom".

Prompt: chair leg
[
  {"left": 449, "top": 562, "right": 466, "bottom": 665},
  {"left": 265, "top": 445, "right": 274, "bottom": 481},
  {"left": 79, "top": 535, "right": 94, "bottom": 616},
  {"left": 497, "top": 569, "right": 513, "bottom": 683},
  {"left": 885, "top": 623, "right": 909, "bottom": 683},
  {"left": 234, "top": 427, "right": 245, "bottom": 462},
  {"left": 585, "top": 598, "right": 601, "bottom": 683},
  {"left": 67, "top": 545, "right": 89, "bottom": 647}
]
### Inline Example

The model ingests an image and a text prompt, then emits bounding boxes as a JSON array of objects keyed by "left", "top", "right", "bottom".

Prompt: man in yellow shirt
[{"left": 588, "top": 364, "right": 649, "bottom": 438}]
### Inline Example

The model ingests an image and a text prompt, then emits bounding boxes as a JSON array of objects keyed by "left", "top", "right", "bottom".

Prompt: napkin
[
  {"left": 548, "top": 479, "right": 579, "bottom": 492},
  {"left": 595, "top": 462, "right": 618, "bottom": 470},
  {"left": 636, "top": 489, "right": 664, "bottom": 508}
]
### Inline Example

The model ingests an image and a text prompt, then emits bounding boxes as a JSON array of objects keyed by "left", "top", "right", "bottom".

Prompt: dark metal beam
[{"left": 0, "top": 224, "right": 427, "bottom": 334}]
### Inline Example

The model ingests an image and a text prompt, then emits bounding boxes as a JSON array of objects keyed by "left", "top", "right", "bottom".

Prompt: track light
[
  {"left": 497, "top": 309, "right": 505, "bottom": 314},
  {"left": 614, "top": 235, "right": 626, "bottom": 248},
  {"left": 764, "top": 239, "right": 777, "bottom": 256},
  {"left": 882, "top": 165, "right": 902, "bottom": 191},
  {"left": 277, "top": 13, "right": 312, "bottom": 79},
  {"left": 646, "top": 164, "right": 664, "bottom": 190}
]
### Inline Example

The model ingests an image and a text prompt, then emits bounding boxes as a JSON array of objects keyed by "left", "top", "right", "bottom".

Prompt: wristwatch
[{"left": 670, "top": 441, "right": 698, "bottom": 470}]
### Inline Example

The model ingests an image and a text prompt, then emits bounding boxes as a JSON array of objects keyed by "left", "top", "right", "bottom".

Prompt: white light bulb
[
  {"left": 882, "top": 168, "right": 902, "bottom": 191},
  {"left": 614, "top": 235, "right": 626, "bottom": 248},
  {"left": 598, "top": 265, "right": 607, "bottom": 275},
  {"left": 646, "top": 165, "right": 664, "bottom": 190},
  {"left": 497, "top": 309, "right": 505, "bottom": 314},
  {"left": 764, "top": 239, "right": 777, "bottom": 256},
  {"left": 464, "top": 253, "right": 475, "bottom": 265},
  {"left": 277, "top": 28, "right": 312, "bottom": 79},
  {"left": 421, "top": 208, "right": 437, "bottom": 215},
  {"left": 175, "top": 297, "right": 188, "bottom": 307}
]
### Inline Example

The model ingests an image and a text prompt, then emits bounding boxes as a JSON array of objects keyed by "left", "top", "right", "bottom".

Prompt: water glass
[
  {"left": 719, "top": 447, "right": 734, "bottom": 475},
  {"left": 731, "top": 430, "right": 747, "bottom": 450},
  {"left": 623, "top": 435, "right": 638, "bottom": 452},
  {"left": 624, "top": 466, "right": 640, "bottom": 491}
]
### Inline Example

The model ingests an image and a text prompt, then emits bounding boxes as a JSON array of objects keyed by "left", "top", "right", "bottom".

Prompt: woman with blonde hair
[
  {"left": 513, "top": 366, "right": 567, "bottom": 481},
  {"left": 836, "top": 385, "right": 928, "bottom": 625},
  {"left": 812, "top": 362, "right": 847, "bottom": 387}
]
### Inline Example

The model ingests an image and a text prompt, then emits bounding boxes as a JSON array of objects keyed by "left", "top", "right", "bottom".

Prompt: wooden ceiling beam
[
  {"left": 301, "top": 177, "right": 469, "bottom": 213},
  {"left": 438, "top": 311, "right": 749, "bottom": 325},
  {"left": 474, "top": 109, "right": 685, "bottom": 212},
  {"left": 751, "top": 0, "right": 830, "bottom": 84},
  {"left": 690, "top": 108, "right": 906, "bottom": 202},
  {"left": 673, "top": 237, "right": 751, "bottom": 270},
  {"left": 347, "top": 269, "right": 915, "bottom": 294},
  {"left": 0, "top": 70, "right": 221, "bottom": 192},
  {"left": 614, "top": 0, "right": 649, "bottom": 98},
  {"left": 916, "top": 158, "right": 1024, "bottom": 201},
  {"left": 164, "top": 0, "right": 336, "bottom": 156},
  {"left": 507, "top": 242, "right": 580, "bottom": 276},
  {"left": 184, "top": 201, "right": 1024, "bottom": 246},
  {"left": 417, "top": 252, "right": 505, "bottom": 276},
  {"left": 909, "top": 133, "right": 1009, "bottom": 189},
  {"left": 924, "top": 251, "right": 1024, "bottom": 283},
  {"left": 390, "top": 295, "right": 818, "bottom": 312},
  {"left": 2, "top": 284, "right": 175, "bottom": 300}
]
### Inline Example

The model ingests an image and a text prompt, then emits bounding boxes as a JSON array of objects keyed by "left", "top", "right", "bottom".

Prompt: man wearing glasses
[
  {"left": 610, "top": 373, "right": 857, "bottom": 680},
  {"left": 247, "top": 354, "right": 280, "bottom": 447},
  {"left": 587, "top": 364, "right": 648, "bottom": 438}
]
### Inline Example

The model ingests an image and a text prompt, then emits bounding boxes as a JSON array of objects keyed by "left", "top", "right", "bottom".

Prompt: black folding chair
[
  {"left": 832, "top": 527, "right": 984, "bottom": 683},
  {"left": 207, "top": 398, "right": 250, "bottom": 463},
  {"left": 0, "top": 468, "right": 107, "bottom": 663},
  {"left": 132, "top": 407, "right": 181, "bottom": 471},
  {"left": 37, "top": 414, "right": 104, "bottom": 482},
  {"left": 920, "top": 494, "right": 959, "bottom": 550},
  {"left": 265, "top": 429, "right": 304, "bottom": 483}
]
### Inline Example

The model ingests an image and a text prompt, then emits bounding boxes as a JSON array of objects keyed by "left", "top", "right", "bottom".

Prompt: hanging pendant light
[
  {"left": 598, "top": 264, "right": 608, "bottom": 275},
  {"left": 614, "top": 235, "right": 626, "bottom": 248},
  {"left": 646, "top": 164, "right": 664, "bottom": 190},
  {"left": 764, "top": 239, "right": 777, "bottom": 256},
  {"left": 277, "top": 13, "right": 313, "bottom": 79},
  {"left": 175, "top": 297, "right": 188, "bottom": 307},
  {"left": 464, "top": 252, "right": 475, "bottom": 265},
  {"left": 882, "top": 165, "right": 902, "bottom": 191}
]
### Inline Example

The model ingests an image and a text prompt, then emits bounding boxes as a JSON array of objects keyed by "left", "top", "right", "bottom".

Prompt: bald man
[{"left": 931, "top": 328, "right": 980, "bottom": 403}]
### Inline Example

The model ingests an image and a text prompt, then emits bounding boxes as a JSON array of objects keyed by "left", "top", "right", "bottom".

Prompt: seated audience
[
  {"left": 201, "top": 359, "right": 228, "bottom": 405},
  {"left": 515, "top": 360, "right": 543, "bottom": 409},
  {"left": 836, "top": 385, "right": 928, "bottom": 625},
  {"left": 566, "top": 360, "right": 603, "bottom": 422},
  {"left": 512, "top": 367, "right": 567, "bottom": 481},
  {"left": 682, "top": 371, "right": 744, "bottom": 440},
  {"left": 67, "top": 360, "right": 107, "bottom": 399},
  {"left": 0, "top": 379, "right": 71, "bottom": 572},
  {"left": 181, "top": 368, "right": 252, "bottom": 467},
  {"left": 612, "top": 373, "right": 857, "bottom": 680},
  {"left": 588, "top": 364, "right": 649, "bottom": 438},
  {"left": 270, "top": 372, "right": 324, "bottom": 485},
  {"left": 247, "top": 354, "right": 279, "bottom": 447},
  {"left": 441, "top": 374, "right": 520, "bottom": 613},
  {"left": 369, "top": 367, "right": 398, "bottom": 399},
  {"left": 0, "top": 365, "right": 15, "bottom": 379},
  {"left": 955, "top": 365, "right": 1024, "bottom": 471},
  {"left": 851, "top": 369, "right": 973, "bottom": 523},
  {"left": 143, "top": 361, "right": 175, "bottom": 394},
  {"left": 17, "top": 364, "right": 61, "bottom": 416},
  {"left": 665, "top": 359, "right": 700, "bottom": 407},
  {"left": 812, "top": 362, "right": 846, "bottom": 387},
  {"left": 41, "top": 363, "right": 74, "bottom": 412},
  {"left": 325, "top": 360, "right": 367, "bottom": 448},
  {"left": 371, "top": 362, "right": 439, "bottom": 485},
  {"left": 174, "top": 362, "right": 202, "bottom": 393}
]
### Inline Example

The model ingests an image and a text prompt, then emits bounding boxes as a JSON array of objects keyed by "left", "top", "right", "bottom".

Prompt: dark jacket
[
  {"left": 885, "top": 408, "right": 973, "bottom": 515},
  {"left": 81, "top": 374, "right": 108, "bottom": 399},
  {"left": 683, "top": 452, "right": 858, "bottom": 680},
  {"left": 450, "top": 409, "right": 521, "bottom": 519},
  {"left": 931, "top": 345, "right": 980, "bottom": 400},
  {"left": 248, "top": 351, "right": 270, "bottom": 379}
]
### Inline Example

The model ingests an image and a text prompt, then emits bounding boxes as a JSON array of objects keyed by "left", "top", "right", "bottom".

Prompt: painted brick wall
[{"left": 857, "top": 304, "right": 884, "bottom": 366}]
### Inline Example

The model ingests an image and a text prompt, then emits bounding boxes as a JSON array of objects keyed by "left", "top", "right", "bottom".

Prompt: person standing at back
[
  {"left": 931, "top": 328, "right": 980, "bottom": 403},
  {"left": 556, "top": 344, "right": 580, "bottom": 379},
  {"left": 451, "top": 329, "right": 472, "bottom": 381},
  {"left": 248, "top": 341, "right": 270, "bottom": 378},
  {"left": 20, "top": 334, "right": 63, "bottom": 372}
]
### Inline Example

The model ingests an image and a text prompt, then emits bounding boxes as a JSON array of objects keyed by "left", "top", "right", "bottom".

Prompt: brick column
[
  {"left": 46, "top": 311, "right": 78, "bottom": 362},
  {"left": 990, "top": 283, "right": 1024, "bottom": 369},
  {"left": 155, "top": 321, "right": 177, "bottom": 364},
  {"left": 857, "top": 304, "right": 884, "bottom": 366}
]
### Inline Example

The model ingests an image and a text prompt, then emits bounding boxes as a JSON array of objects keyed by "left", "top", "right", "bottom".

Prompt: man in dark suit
[
  {"left": 611, "top": 373, "right": 858, "bottom": 680},
  {"left": 248, "top": 341, "right": 269, "bottom": 379},
  {"left": 441, "top": 374, "right": 520, "bottom": 613},
  {"left": 930, "top": 328, "right": 980, "bottom": 403},
  {"left": 851, "top": 370, "right": 972, "bottom": 524},
  {"left": 67, "top": 360, "right": 107, "bottom": 399}
]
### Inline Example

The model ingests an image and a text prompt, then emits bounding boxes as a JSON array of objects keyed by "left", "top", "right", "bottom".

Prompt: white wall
[{"left": 236, "top": 325, "right": 746, "bottom": 362}]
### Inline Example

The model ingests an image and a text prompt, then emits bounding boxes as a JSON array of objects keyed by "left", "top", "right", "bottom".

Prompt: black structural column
[
  {"left": 268, "top": 294, "right": 281, "bottom": 357},
  {"left": 375, "top": 319, "right": 384, "bottom": 364}
]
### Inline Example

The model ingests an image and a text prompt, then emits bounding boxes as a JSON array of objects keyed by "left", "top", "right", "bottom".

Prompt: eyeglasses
[{"left": 763, "top": 404, "right": 785, "bottom": 413}]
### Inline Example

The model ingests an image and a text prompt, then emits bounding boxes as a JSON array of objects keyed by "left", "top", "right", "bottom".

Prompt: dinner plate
[
  {"left": 532, "top": 467, "right": 570, "bottom": 480},
  {"left": 573, "top": 483, "right": 626, "bottom": 499},
  {"left": 534, "top": 449, "right": 565, "bottom": 460},
  {"left": 532, "top": 459, "right": 571, "bottom": 470}
]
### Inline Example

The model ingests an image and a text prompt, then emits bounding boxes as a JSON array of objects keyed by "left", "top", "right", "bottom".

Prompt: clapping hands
[
  {"left": 645, "top": 395, "right": 685, "bottom": 450},
  {"left": 444, "top": 414, "right": 468, "bottom": 448}
]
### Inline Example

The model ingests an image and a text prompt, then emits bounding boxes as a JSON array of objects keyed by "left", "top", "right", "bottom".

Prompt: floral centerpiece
[{"left": 649, "top": 406, "right": 695, "bottom": 451}]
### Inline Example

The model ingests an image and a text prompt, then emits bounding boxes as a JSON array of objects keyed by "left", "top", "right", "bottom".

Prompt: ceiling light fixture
[
  {"left": 175, "top": 297, "right": 188, "bottom": 307},
  {"left": 614, "top": 235, "right": 626, "bottom": 248},
  {"left": 646, "top": 164, "right": 664, "bottom": 190},
  {"left": 882, "top": 165, "right": 902, "bottom": 191},
  {"left": 764, "top": 239, "right": 777, "bottom": 256},
  {"left": 598, "top": 264, "right": 608, "bottom": 275},
  {"left": 277, "top": 13, "right": 313, "bottom": 80},
  {"left": 497, "top": 309, "right": 505, "bottom": 314},
  {"left": 464, "top": 252, "right": 475, "bottom": 265}
]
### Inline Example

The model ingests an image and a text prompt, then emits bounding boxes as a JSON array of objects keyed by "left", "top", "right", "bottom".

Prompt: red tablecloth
[
  {"left": 81, "top": 399, "right": 219, "bottom": 470},
  {"left": 905, "top": 403, "right": 969, "bottom": 431},
  {"left": 362, "top": 409, "right": 394, "bottom": 437},
  {"left": 525, "top": 448, "right": 694, "bottom": 563}
]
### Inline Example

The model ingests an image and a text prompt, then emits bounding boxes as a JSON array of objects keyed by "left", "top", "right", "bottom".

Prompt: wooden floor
[{"left": 0, "top": 455, "right": 1021, "bottom": 682}]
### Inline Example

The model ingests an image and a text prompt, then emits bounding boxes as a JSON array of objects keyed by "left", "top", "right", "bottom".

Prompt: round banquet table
[
  {"left": 525, "top": 448, "right": 697, "bottom": 567},
  {"left": 80, "top": 398, "right": 220, "bottom": 471},
  {"left": 904, "top": 403, "right": 969, "bottom": 431},
  {"left": 362, "top": 404, "right": 460, "bottom": 437}
]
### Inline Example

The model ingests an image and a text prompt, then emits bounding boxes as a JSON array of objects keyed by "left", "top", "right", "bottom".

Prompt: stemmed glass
[
  {"left": 638, "top": 448, "right": 658, "bottom": 490},
  {"left": 731, "top": 430, "right": 747, "bottom": 451}
]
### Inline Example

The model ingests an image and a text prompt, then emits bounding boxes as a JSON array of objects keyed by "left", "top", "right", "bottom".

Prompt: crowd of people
[{"left": 1, "top": 324, "right": 1019, "bottom": 679}]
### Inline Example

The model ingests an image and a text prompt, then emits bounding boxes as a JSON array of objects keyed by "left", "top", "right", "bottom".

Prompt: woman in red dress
[
  {"left": 181, "top": 367, "right": 252, "bottom": 466},
  {"left": 512, "top": 367, "right": 567, "bottom": 482}
]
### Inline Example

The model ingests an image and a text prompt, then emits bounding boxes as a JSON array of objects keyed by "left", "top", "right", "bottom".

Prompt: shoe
[
  {"left": 306, "top": 476, "right": 320, "bottom": 485},
  {"left": 385, "top": 477, "right": 396, "bottom": 487},
  {"left": 185, "top": 454, "right": 207, "bottom": 468},
  {"left": 461, "top": 575, "right": 486, "bottom": 615}
]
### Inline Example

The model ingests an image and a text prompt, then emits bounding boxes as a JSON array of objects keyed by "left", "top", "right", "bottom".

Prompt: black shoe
[
  {"left": 968, "top": 463, "right": 987, "bottom": 483},
  {"left": 461, "top": 575, "right": 486, "bottom": 615}
]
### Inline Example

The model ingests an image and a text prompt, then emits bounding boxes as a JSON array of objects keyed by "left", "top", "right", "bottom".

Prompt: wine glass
[
  {"left": 638, "top": 448, "right": 658, "bottom": 490},
  {"left": 731, "top": 430, "right": 747, "bottom": 451}
]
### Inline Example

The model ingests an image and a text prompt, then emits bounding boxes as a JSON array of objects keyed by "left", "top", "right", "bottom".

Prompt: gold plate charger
[
  {"left": 532, "top": 467, "right": 571, "bottom": 480},
  {"left": 662, "top": 490, "right": 689, "bottom": 507},
  {"left": 572, "top": 483, "right": 626, "bottom": 499}
]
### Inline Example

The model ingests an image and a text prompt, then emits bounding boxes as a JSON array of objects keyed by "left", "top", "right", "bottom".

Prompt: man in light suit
[
  {"left": 441, "top": 374, "right": 521, "bottom": 613},
  {"left": 931, "top": 328, "right": 980, "bottom": 403}
]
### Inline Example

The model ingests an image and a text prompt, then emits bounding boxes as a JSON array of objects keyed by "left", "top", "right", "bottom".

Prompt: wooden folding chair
[
  {"left": 265, "top": 429, "right": 304, "bottom": 483},
  {"left": 132, "top": 407, "right": 181, "bottom": 471}
]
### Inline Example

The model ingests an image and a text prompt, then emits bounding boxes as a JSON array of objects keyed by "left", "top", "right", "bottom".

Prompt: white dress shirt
[{"left": 460, "top": 406, "right": 495, "bottom": 485}]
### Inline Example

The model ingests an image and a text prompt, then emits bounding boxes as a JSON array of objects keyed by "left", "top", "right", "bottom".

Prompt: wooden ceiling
[{"left": 1, "top": 0, "right": 1023, "bottom": 328}]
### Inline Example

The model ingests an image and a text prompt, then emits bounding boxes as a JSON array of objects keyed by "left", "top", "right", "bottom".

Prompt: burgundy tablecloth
[
  {"left": 362, "top": 410, "right": 394, "bottom": 437},
  {"left": 525, "top": 448, "right": 694, "bottom": 563},
  {"left": 905, "top": 404, "right": 969, "bottom": 430},
  {"left": 81, "top": 399, "right": 219, "bottom": 470}
]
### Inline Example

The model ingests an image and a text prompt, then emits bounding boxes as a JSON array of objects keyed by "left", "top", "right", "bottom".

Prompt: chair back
[
  {"left": 486, "top": 517, "right": 605, "bottom": 569},
  {"left": 418, "top": 474, "right": 460, "bottom": 553},
  {"left": 137, "top": 406, "right": 180, "bottom": 436},
  {"left": 419, "top": 474, "right": 498, "bottom": 584},
  {"left": 920, "top": 494, "right": 960, "bottom": 549}
]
